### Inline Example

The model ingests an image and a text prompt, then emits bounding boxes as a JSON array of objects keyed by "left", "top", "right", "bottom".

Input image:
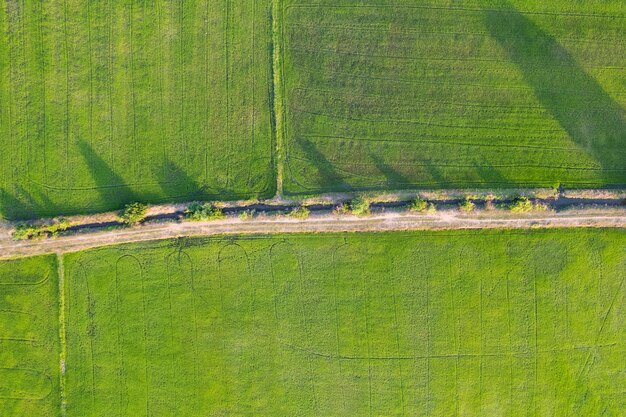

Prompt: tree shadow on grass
[
  {"left": 154, "top": 158, "right": 207, "bottom": 201},
  {"left": 485, "top": 2, "right": 626, "bottom": 179},
  {"left": 0, "top": 187, "right": 56, "bottom": 220},
  {"left": 76, "top": 140, "right": 137, "bottom": 209},
  {"left": 370, "top": 154, "right": 411, "bottom": 186},
  {"left": 297, "top": 138, "right": 348, "bottom": 190}
]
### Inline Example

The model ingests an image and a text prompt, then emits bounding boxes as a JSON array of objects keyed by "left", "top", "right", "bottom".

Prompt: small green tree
[
  {"left": 120, "top": 202, "right": 148, "bottom": 225},
  {"left": 185, "top": 202, "right": 225, "bottom": 221},
  {"left": 350, "top": 197, "right": 371, "bottom": 216},
  {"left": 459, "top": 198, "right": 476, "bottom": 213}
]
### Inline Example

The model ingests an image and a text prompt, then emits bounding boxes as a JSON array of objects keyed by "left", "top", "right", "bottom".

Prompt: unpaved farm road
[{"left": 1, "top": 210, "right": 625, "bottom": 259}]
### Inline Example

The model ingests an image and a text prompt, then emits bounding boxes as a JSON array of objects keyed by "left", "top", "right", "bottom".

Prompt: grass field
[
  {"left": 0, "top": 0, "right": 274, "bottom": 220},
  {"left": 63, "top": 229, "right": 626, "bottom": 416},
  {"left": 280, "top": 0, "right": 626, "bottom": 193},
  {"left": 0, "top": 255, "right": 60, "bottom": 417}
]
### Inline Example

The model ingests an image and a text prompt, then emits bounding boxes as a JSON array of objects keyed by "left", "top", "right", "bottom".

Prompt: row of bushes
[
  {"left": 12, "top": 218, "right": 71, "bottom": 240},
  {"left": 11, "top": 196, "right": 549, "bottom": 240}
]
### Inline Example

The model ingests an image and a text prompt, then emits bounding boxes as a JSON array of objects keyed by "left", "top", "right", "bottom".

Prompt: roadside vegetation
[{"left": 185, "top": 202, "right": 225, "bottom": 221}]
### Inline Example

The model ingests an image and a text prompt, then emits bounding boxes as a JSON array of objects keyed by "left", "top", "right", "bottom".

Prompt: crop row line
[
  {"left": 290, "top": 107, "right": 565, "bottom": 133},
  {"left": 285, "top": 4, "right": 626, "bottom": 20},
  {"left": 291, "top": 65, "right": 626, "bottom": 97},
  {"left": 288, "top": 46, "right": 626, "bottom": 71},
  {"left": 286, "top": 23, "right": 626, "bottom": 47}
]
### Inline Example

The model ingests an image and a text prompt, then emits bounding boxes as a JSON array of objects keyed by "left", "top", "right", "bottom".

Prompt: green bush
[
  {"left": 119, "top": 202, "right": 148, "bottom": 225},
  {"left": 185, "top": 202, "right": 225, "bottom": 221},
  {"left": 287, "top": 206, "right": 310, "bottom": 219},
  {"left": 409, "top": 197, "right": 436, "bottom": 213},
  {"left": 459, "top": 198, "right": 476, "bottom": 213},
  {"left": 12, "top": 218, "right": 71, "bottom": 240},
  {"left": 508, "top": 196, "right": 534, "bottom": 213},
  {"left": 350, "top": 197, "right": 371, "bottom": 216}
]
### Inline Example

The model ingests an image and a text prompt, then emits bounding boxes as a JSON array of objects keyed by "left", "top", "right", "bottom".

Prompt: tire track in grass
[
  {"left": 87, "top": 0, "right": 93, "bottom": 149},
  {"left": 157, "top": 0, "right": 166, "bottom": 175},
  {"left": 331, "top": 243, "right": 348, "bottom": 411},
  {"left": 245, "top": 0, "right": 257, "bottom": 188},
  {"left": 166, "top": 250, "right": 200, "bottom": 414},
  {"left": 107, "top": 0, "right": 114, "bottom": 165},
  {"left": 179, "top": 0, "right": 186, "bottom": 170},
  {"left": 38, "top": 0, "right": 47, "bottom": 181},
  {"left": 115, "top": 255, "right": 151, "bottom": 416},
  {"left": 63, "top": 0, "right": 70, "bottom": 181},
  {"left": 204, "top": 0, "right": 210, "bottom": 183},
  {"left": 224, "top": 0, "right": 231, "bottom": 190},
  {"left": 20, "top": 0, "right": 32, "bottom": 184},
  {"left": 388, "top": 256, "right": 407, "bottom": 416},
  {"left": 128, "top": 0, "right": 138, "bottom": 179},
  {"left": 286, "top": 4, "right": 626, "bottom": 20},
  {"left": 268, "top": 241, "right": 296, "bottom": 407},
  {"left": 450, "top": 250, "right": 460, "bottom": 417}
]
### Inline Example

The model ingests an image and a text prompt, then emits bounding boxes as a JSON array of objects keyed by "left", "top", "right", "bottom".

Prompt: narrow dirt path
[{"left": 1, "top": 210, "right": 624, "bottom": 259}]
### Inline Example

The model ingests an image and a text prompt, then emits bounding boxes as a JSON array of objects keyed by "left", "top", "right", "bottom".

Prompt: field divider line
[
  {"left": 57, "top": 254, "right": 67, "bottom": 417},
  {"left": 271, "top": 0, "right": 285, "bottom": 197}
]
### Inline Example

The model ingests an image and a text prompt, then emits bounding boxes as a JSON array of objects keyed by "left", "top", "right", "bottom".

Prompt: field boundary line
[
  {"left": 57, "top": 254, "right": 67, "bottom": 417},
  {"left": 270, "top": 0, "right": 285, "bottom": 197},
  {"left": 284, "top": 4, "right": 626, "bottom": 20}
]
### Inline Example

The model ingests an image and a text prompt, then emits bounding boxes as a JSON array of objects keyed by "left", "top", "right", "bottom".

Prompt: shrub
[
  {"left": 508, "top": 196, "right": 534, "bottom": 213},
  {"left": 12, "top": 218, "right": 71, "bottom": 240},
  {"left": 119, "top": 202, "right": 148, "bottom": 225},
  {"left": 287, "top": 206, "right": 310, "bottom": 219},
  {"left": 350, "top": 197, "right": 371, "bottom": 216},
  {"left": 409, "top": 197, "right": 428, "bottom": 212},
  {"left": 185, "top": 202, "right": 225, "bottom": 221},
  {"left": 409, "top": 197, "right": 436, "bottom": 213},
  {"left": 459, "top": 198, "right": 476, "bottom": 213}
]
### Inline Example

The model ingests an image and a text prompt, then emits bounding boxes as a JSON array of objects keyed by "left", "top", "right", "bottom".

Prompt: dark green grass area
[
  {"left": 64, "top": 229, "right": 625, "bottom": 416},
  {"left": 0, "top": 0, "right": 274, "bottom": 220},
  {"left": 281, "top": 0, "right": 626, "bottom": 193},
  {"left": 0, "top": 255, "right": 60, "bottom": 417}
]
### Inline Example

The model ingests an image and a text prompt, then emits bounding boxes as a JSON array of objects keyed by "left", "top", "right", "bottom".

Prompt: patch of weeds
[
  {"left": 350, "top": 197, "right": 371, "bottom": 216},
  {"left": 333, "top": 203, "right": 351, "bottom": 215},
  {"left": 409, "top": 197, "right": 436, "bottom": 214},
  {"left": 119, "top": 202, "right": 148, "bottom": 225},
  {"left": 238, "top": 209, "right": 255, "bottom": 221},
  {"left": 12, "top": 218, "right": 71, "bottom": 240},
  {"left": 287, "top": 206, "right": 310, "bottom": 219},
  {"left": 185, "top": 202, "right": 225, "bottom": 221},
  {"left": 459, "top": 198, "right": 476, "bottom": 213}
]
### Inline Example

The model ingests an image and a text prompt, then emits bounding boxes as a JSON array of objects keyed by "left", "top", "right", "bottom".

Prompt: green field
[
  {"left": 280, "top": 0, "right": 626, "bottom": 193},
  {"left": 0, "top": 1, "right": 274, "bottom": 219},
  {"left": 0, "top": 255, "right": 60, "bottom": 417},
  {"left": 61, "top": 229, "right": 625, "bottom": 416}
]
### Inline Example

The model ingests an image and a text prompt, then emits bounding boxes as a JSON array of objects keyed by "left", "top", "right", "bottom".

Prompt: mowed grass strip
[
  {"left": 64, "top": 229, "right": 625, "bottom": 416},
  {"left": 0, "top": 0, "right": 274, "bottom": 220},
  {"left": 281, "top": 0, "right": 626, "bottom": 193},
  {"left": 0, "top": 255, "right": 60, "bottom": 417}
]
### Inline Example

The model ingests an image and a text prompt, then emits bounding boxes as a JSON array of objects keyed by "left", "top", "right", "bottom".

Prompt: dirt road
[{"left": 1, "top": 210, "right": 624, "bottom": 259}]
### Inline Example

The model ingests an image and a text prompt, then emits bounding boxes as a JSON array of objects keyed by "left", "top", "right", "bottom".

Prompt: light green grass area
[
  {"left": 280, "top": 0, "right": 626, "bottom": 193},
  {"left": 64, "top": 229, "right": 625, "bottom": 416},
  {"left": 0, "top": 255, "right": 60, "bottom": 417},
  {"left": 0, "top": 0, "right": 274, "bottom": 220}
]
